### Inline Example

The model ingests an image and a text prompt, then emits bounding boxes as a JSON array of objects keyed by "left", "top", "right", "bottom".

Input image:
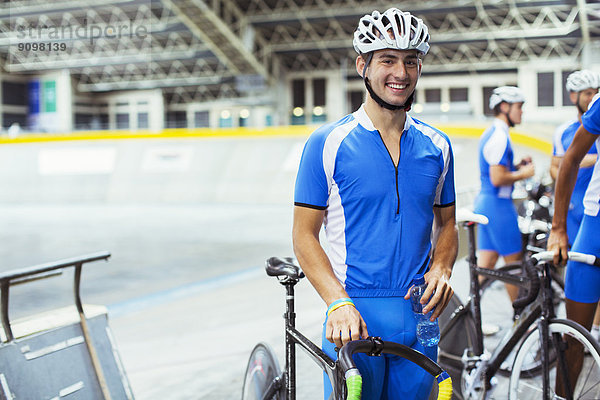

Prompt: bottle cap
[{"left": 413, "top": 276, "right": 425, "bottom": 286}]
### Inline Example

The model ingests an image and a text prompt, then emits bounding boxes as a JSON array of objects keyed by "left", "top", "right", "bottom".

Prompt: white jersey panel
[
  {"left": 414, "top": 118, "right": 451, "bottom": 204},
  {"left": 324, "top": 181, "right": 348, "bottom": 286},
  {"left": 584, "top": 137, "right": 600, "bottom": 217}
]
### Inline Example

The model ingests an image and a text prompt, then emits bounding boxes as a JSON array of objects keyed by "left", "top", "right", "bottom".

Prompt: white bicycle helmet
[
  {"left": 566, "top": 70, "right": 600, "bottom": 92},
  {"left": 489, "top": 86, "right": 526, "bottom": 109},
  {"left": 353, "top": 8, "right": 430, "bottom": 55}
]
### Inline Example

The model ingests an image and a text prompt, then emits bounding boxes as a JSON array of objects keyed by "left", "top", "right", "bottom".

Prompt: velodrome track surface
[{"left": 0, "top": 123, "right": 552, "bottom": 398}]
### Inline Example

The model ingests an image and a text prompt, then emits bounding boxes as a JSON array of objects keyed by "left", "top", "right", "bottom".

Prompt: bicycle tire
[
  {"left": 438, "top": 293, "right": 478, "bottom": 400},
  {"left": 241, "top": 342, "right": 282, "bottom": 400},
  {"left": 508, "top": 319, "right": 600, "bottom": 400}
]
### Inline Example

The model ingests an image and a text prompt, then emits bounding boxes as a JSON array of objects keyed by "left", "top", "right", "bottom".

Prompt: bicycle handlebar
[
  {"left": 511, "top": 251, "right": 600, "bottom": 311},
  {"left": 532, "top": 251, "right": 600, "bottom": 267},
  {"left": 511, "top": 258, "right": 541, "bottom": 311},
  {"left": 337, "top": 338, "right": 452, "bottom": 400}
]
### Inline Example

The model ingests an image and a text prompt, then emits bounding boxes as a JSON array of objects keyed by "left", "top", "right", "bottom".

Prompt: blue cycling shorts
[
  {"left": 474, "top": 194, "right": 522, "bottom": 256},
  {"left": 566, "top": 203, "right": 585, "bottom": 247},
  {"left": 565, "top": 213, "right": 600, "bottom": 303},
  {"left": 321, "top": 296, "right": 436, "bottom": 400}
]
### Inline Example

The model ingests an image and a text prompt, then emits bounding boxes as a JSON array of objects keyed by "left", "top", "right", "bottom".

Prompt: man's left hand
[{"left": 403, "top": 267, "right": 453, "bottom": 320}]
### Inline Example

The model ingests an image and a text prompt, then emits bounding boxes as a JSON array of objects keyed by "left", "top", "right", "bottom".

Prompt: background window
[
  {"left": 195, "top": 111, "right": 209, "bottom": 127},
  {"left": 483, "top": 86, "right": 496, "bottom": 116},
  {"left": 425, "top": 88, "right": 441, "bottom": 103},
  {"left": 137, "top": 112, "right": 149, "bottom": 129},
  {"left": 74, "top": 113, "right": 94, "bottom": 130},
  {"left": 116, "top": 113, "right": 130, "bottom": 129},
  {"left": 450, "top": 88, "right": 468, "bottom": 102},
  {"left": 292, "top": 79, "right": 305, "bottom": 108},
  {"left": 2, "top": 82, "right": 27, "bottom": 106},
  {"left": 165, "top": 111, "right": 186, "bottom": 128},
  {"left": 313, "top": 78, "right": 326, "bottom": 107},
  {"left": 537, "top": 72, "right": 554, "bottom": 107},
  {"left": 349, "top": 91, "right": 363, "bottom": 112}
]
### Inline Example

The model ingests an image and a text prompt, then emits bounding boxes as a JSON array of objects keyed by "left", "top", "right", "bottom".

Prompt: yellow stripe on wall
[
  {"left": 0, "top": 124, "right": 552, "bottom": 154},
  {"left": 437, "top": 124, "right": 552, "bottom": 154}
]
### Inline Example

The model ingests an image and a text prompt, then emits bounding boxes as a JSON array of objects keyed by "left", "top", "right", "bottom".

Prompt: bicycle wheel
[
  {"left": 438, "top": 293, "right": 477, "bottom": 400},
  {"left": 509, "top": 319, "right": 600, "bottom": 400},
  {"left": 241, "top": 342, "right": 282, "bottom": 400}
]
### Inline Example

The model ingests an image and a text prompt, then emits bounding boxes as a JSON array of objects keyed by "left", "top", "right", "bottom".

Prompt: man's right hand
[
  {"left": 547, "top": 227, "right": 569, "bottom": 266},
  {"left": 325, "top": 305, "right": 369, "bottom": 348},
  {"left": 519, "top": 162, "right": 535, "bottom": 179}
]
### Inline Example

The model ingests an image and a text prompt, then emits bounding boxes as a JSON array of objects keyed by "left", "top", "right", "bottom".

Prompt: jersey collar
[
  {"left": 493, "top": 117, "right": 510, "bottom": 133},
  {"left": 353, "top": 104, "right": 413, "bottom": 133}
]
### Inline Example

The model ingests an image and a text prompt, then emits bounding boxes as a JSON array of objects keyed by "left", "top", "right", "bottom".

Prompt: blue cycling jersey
[
  {"left": 582, "top": 94, "right": 600, "bottom": 217},
  {"left": 553, "top": 119, "right": 598, "bottom": 242},
  {"left": 294, "top": 105, "right": 455, "bottom": 297},
  {"left": 478, "top": 119, "right": 515, "bottom": 199}
]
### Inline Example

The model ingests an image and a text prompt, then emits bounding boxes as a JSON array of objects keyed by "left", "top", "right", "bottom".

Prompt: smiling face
[{"left": 356, "top": 49, "right": 421, "bottom": 108}]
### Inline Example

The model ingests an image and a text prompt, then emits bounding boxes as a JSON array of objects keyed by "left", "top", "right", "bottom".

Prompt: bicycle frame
[
  {"left": 450, "top": 220, "right": 553, "bottom": 395},
  {"left": 261, "top": 277, "right": 342, "bottom": 400},
  {"left": 442, "top": 217, "right": 591, "bottom": 399}
]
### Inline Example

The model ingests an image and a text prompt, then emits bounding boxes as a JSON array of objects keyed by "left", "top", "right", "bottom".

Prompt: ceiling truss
[{"left": 0, "top": 0, "right": 598, "bottom": 105}]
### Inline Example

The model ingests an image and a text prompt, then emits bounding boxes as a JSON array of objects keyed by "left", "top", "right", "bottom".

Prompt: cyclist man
[
  {"left": 548, "top": 91, "right": 600, "bottom": 397},
  {"left": 550, "top": 70, "right": 600, "bottom": 340},
  {"left": 474, "top": 87, "right": 535, "bottom": 304},
  {"left": 550, "top": 70, "right": 599, "bottom": 246},
  {"left": 293, "top": 8, "right": 458, "bottom": 399}
]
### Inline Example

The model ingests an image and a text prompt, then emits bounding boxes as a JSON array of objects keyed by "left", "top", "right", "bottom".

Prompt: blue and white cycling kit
[
  {"left": 566, "top": 94, "right": 600, "bottom": 303},
  {"left": 553, "top": 119, "right": 598, "bottom": 245},
  {"left": 474, "top": 119, "right": 522, "bottom": 256},
  {"left": 294, "top": 105, "right": 455, "bottom": 399},
  {"left": 294, "top": 105, "right": 456, "bottom": 297}
]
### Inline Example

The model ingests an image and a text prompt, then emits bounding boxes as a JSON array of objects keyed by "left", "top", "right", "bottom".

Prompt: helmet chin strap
[
  {"left": 502, "top": 103, "right": 515, "bottom": 128},
  {"left": 361, "top": 52, "right": 414, "bottom": 112},
  {"left": 575, "top": 93, "right": 586, "bottom": 115}
]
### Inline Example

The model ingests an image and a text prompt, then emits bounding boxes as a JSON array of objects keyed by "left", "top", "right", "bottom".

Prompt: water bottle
[{"left": 410, "top": 277, "right": 440, "bottom": 347}]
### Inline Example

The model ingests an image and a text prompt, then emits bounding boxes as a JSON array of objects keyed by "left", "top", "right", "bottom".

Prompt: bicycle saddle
[
  {"left": 265, "top": 257, "right": 305, "bottom": 280},
  {"left": 456, "top": 208, "right": 489, "bottom": 225}
]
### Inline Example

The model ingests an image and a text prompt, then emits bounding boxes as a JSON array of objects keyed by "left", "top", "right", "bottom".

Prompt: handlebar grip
[
  {"left": 512, "top": 259, "right": 540, "bottom": 310},
  {"left": 532, "top": 251, "right": 600, "bottom": 267},
  {"left": 345, "top": 371, "right": 362, "bottom": 400},
  {"left": 567, "top": 252, "right": 600, "bottom": 267},
  {"left": 436, "top": 371, "right": 453, "bottom": 400}
]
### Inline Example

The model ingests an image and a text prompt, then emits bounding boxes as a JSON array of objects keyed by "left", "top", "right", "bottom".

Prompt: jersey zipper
[{"left": 377, "top": 131, "right": 401, "bottom": 215}]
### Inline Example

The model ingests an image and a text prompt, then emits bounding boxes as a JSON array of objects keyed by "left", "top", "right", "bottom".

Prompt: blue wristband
[{"left": 326, "top": 297, "right": 354, "bottom": 316}]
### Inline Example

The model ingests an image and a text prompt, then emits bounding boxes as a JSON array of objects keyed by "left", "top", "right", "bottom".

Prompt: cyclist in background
[
  {"left": 292, "top": 7, "right": 458, "bottom": 399},
  {"left": 550, "top": 70, "right": 599, "bottom": 243},
  {"left": 550, "top": 70, "right": 600, "bottom": 338},
  {"left": 474, "top": 87, "right": 535, "bottom": 307},
  {"left": 548, "top": 92, "right": 600, "bottom": 396}
]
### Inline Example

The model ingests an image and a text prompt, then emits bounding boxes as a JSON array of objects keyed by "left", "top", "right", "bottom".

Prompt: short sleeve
[
  {"left": 294, "top": 131, "right": 330, "bottom": 209},
  {"left": 482, "top": 129, "right": 510, "bottom": 167},
  {"left": 436, "top": 140, "right": 455, "bottom": 207},
  {"left": 583, "top": 94, "right": 600, "bottom": 136},
  {"left": 552, "top": 121, "right": 570, "bottom": 156}
]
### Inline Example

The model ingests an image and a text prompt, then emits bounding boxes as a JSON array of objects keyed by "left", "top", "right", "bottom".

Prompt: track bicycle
[
  {"left": 439, "top": 207, "right": 564, "bottom": 383},
  {"left": 241, "top": 256, "right": 453, "bottom": 400},
  {"left": 438, "top": 210, "right": 600, "bottom": 399}
]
